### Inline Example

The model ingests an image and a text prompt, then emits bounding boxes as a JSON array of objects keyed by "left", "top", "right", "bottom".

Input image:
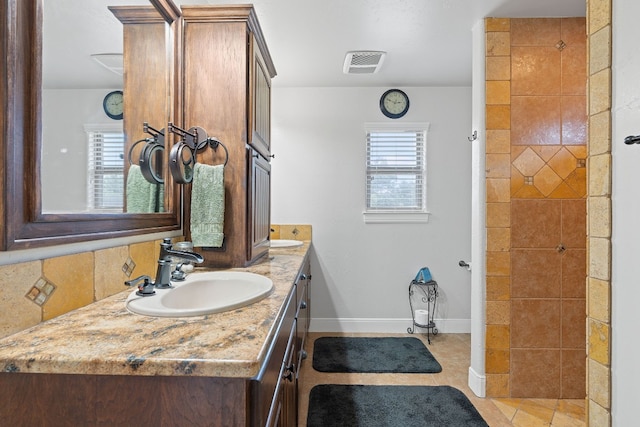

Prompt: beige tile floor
[{"left": 298, "top": 332, "right": 585, "bottom": 427}]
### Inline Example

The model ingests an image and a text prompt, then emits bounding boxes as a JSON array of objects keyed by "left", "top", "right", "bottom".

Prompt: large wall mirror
[{"left": 0, "top": 0, "right": 181, "bottom": 250}]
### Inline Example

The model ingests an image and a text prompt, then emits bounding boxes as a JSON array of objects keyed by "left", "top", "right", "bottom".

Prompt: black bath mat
[
  {"left": 307, "top": 384, "right": 489, "bottom": 427},
  {"left": 312, "top": 336, "right": 442, "bottom": 373}
]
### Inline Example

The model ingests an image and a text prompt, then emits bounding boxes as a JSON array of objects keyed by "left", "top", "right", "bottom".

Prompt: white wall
[
  {"left": 271, "top": 86, "right": 472, "bottom": 332},
  {"left": 611, "top": 0, "right": 640, "bottom": 423}
]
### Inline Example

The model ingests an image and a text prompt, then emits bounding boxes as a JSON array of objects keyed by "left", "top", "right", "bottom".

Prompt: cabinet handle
[
  {"left": 300, "top": 274, "right": 307, "bottom": 280},
  {"left": 269, "top": 154, "right": 275, "bottom": 159},
  {"left": 300, "top": 301, "right": 307, "bottom": 309},
  {"left": 301, "top": 349, "right": 308, "bottom": 360},
  {"left": 283, "top": 364, "right": 295, "bottom": 382}
]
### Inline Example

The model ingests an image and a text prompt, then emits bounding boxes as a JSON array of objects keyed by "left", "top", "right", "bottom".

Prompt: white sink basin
[
  {"left": 270, "top": 239, "right": 303, "bottom": 248},
  {"left": 126, "top": 271, "right": 273, "bottom": 317}
]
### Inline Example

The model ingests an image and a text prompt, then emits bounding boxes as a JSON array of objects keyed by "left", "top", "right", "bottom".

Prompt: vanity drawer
[{"left": 251, "top": 286, "right": 296, "bottom": 426}]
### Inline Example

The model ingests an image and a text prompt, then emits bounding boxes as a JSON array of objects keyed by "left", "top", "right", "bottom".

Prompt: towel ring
[
  {"left": 206, "top": 137, "right": 229, "bottom": 167},
  {"left": 128, "top": 138, "right": 148, "bottom": 165},
  {"left": 128, "top": 124, "right": 167, "bottom": 184}
]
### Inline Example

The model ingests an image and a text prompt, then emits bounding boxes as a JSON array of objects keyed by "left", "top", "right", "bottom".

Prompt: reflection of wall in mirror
[{"left": 41, "top": 89, "right": 122, "bottom": 213}]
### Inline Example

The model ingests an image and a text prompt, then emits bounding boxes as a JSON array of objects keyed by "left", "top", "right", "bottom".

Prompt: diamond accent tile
[
  {"left": 511, "top": 166, "right": 525, "bottom": 196},
  {"left": 122, "top": 257, "right": 136, "bottom": 277},
  {"left": 534, "top": 165, "right": 563, "bottom": 196},
  {"left": 565, "top": 145, "right": 587, "bottom": 159},
  {"left": 577, "top": 158, "right": 586, "bottom": 168},
  {"left": 556, "top": 40, "right": 567, "bottom": 51},
  {"left": 524, "top": 176, "right": 534, "bottom": 185},
  {"left": 513, "top": 184, "right": 545, "bottom": 199},
  {"left": 25, "top": 277, "right": 57, "bottom": 307},
  {"left": 513, "top": 147, "right": 545, "bottom": 176},
  {"left": 548, "top": 147, "right": 577, "bottom": 179}
]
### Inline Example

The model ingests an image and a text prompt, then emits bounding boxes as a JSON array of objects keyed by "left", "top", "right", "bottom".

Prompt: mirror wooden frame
[{"left": 0, "top": 0, "right": 182, "bottom": 250}]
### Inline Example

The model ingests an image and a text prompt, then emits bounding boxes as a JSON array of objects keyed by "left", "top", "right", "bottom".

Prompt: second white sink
[
  {"left": 270, "top": 239, "right": 303, "bottom": 248},
  {"left": 126, "top": 271, "right": 274, "bottom": 317}
]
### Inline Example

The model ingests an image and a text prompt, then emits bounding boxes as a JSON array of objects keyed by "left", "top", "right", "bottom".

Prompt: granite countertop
[{"left": 0, "top": 242, "right": 310, "bottom": 379}]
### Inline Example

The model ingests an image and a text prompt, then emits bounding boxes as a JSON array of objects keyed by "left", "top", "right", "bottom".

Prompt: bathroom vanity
[{"left": 0, "top": 243, "right": 310, "bottom": 426}]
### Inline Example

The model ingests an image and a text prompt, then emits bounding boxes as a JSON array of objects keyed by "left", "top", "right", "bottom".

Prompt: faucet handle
[
  {"left": 125, "top": 275, "right": 153, "bottom": 287},
  {"left": 124, "top": 275, "right": 156, "bottom": 296},
  {"left": 171, "top": 263, "right": 187, "bottom": 281}
]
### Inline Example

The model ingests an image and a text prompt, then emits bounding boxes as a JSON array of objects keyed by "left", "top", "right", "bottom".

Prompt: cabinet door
[
  {"left": 248, "top": 149, "right": 271, "bottom": 262},
  {"left": 281, "top": 327, "right": 297, "bottom": 427},
  {"left": 265, "top": 319, "right": 297, "bottom": 427},
  {"left": 250, "top": 36, "right": 271, "bottom": 158}
]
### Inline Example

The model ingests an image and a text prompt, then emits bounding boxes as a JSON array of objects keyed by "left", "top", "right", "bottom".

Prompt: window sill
[{"left": 362, "top": 211, "right": 431, "bottom": 224}]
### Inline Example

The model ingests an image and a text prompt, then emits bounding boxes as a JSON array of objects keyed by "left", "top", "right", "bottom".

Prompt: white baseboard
[
  {"left": 468, "top": 366, "right": 486, "bottom": 397},
  {"left": 309, "top": 318, "right": 471, "bottom": 334}
]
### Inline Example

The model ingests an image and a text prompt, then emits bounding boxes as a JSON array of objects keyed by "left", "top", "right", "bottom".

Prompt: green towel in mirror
[
  {"left": 191, "top": 163, "right": 225, "bottom": 247},
  {"left": 126, "top": 164, "right": 162, "bottom": 213}
]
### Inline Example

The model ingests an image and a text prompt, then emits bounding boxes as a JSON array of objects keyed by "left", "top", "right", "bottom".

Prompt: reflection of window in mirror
[{"left": 86, "top": 124, "right": 125, "bottom": 212}]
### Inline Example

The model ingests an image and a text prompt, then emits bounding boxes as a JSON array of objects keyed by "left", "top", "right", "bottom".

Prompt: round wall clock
[
  {"left": 103, "top": 90, "right": 124, "bottom": 120},
  {"left": 380, "top": 89, "right": 410, "bottom": 119}
]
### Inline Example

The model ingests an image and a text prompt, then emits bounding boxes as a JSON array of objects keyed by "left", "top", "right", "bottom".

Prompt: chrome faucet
[{"left": 125, "top": 238, "right": 204, "bottom": 296}]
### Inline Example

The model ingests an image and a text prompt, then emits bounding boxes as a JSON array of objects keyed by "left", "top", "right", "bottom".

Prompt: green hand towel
[
  {"left": 126, "top": 164, "right": 161, "bottom": 213},
  {"left": 191, "top": 163, "right": 225, "bottom": 247}
]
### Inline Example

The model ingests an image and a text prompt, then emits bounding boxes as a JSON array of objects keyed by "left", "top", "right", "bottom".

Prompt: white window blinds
[
  {"left": 86, "top": 126, "right": 125, "bottom": 211},
  {"left": 366, "top": 126, "right": 427, "bottom": 211}
]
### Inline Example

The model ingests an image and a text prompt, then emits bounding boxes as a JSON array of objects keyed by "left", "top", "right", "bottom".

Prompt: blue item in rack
[{"left": 414, "top": 267, "right": 432, "bottom": 283}]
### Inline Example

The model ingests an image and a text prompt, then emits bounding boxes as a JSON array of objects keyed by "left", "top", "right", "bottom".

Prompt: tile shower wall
[
  {"left": 0, "top": 239, "right": 162, "bottom": 340},
  {"left": 485, "top": 18, "right": 587, "bottom": 399}
]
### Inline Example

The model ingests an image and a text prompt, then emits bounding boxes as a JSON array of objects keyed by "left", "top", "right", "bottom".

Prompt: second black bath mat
[
  {"left": 307, "top": 384, "right": 488, "bottom": 427},
  {"left": 312, "top": 336, "right": 442, "bottom": 373}
]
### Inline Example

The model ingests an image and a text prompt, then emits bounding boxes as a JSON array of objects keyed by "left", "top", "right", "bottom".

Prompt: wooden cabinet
[
  {"left": 180, "top": 5, "right": 276, "bottom": 267},
  {"left": 109, "top": 6, "right": 174, "bottom": 214},
  {"left": 257, "top": 256, "right": 311, "bottom": 427},
  {"left": 248, "top": 148, "right": 271, "bottom": 262},
  {"left": 251, "top": 283, "right": 296, "bottom": 427},
  {"left": 296, "top": 258, "right": 311, "bottom": 378},
  {"left": 0, "top": 252, "right": 311, "bottom": 427},
  {"left": 250, "top": 37, "right": 272, "bottom": 159}
]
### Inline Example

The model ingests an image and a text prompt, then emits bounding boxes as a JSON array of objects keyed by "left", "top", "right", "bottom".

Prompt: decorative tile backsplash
[
  {"left": 0, "top": 238, "right": 163, "bottom": 340},
  {"left": 122, "top": 257, "right": 136, "bottom": 277},
  {"left": 0, "top": 227, "right": 311, "bottom": 341},
  {"left": 25, "top": 277, "right": 57, "bottom": 306},
  {"left": 270, "top": 224, "right": 312, "bottom": 241}
]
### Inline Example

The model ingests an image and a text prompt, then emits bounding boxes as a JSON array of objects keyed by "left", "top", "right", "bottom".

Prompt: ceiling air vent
[{"left": 343, "top": 51, "right": 386, "bottom": 74}]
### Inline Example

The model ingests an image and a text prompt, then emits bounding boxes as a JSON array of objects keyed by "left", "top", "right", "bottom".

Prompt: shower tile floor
[{"left": 298, "top": 332, "right": 585, "bottom": 427}]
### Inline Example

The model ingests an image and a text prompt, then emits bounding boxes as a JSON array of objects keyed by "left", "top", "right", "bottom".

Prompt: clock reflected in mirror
[{"left": 103, "top": 90, "right": 124, "bottom": 120}]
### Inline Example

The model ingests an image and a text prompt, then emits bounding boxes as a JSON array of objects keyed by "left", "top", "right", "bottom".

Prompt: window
[
  {"left": 85, "top": 124, "right": 125, "bottom": 211},
  {"left": 364, "top": 123, "right": 429, "bottom": 223}
]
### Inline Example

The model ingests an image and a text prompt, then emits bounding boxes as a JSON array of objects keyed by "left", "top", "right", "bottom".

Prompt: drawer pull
[
  {"left": 300, "top": 301, "right": 307, "bottom": 309},
  {"left": 283, "top": 364, "right": 295, "bottom": 382}
]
